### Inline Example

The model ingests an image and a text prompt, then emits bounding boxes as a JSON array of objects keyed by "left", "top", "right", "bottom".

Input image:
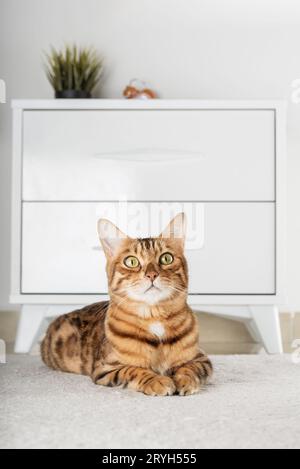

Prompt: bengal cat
[{"left": 41, "top": 213, "right": 213, "bottom": 396}]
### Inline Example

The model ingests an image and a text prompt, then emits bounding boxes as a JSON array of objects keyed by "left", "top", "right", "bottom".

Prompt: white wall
[{"left": 1, "top": 0, "right": 300, "bottom": 310}]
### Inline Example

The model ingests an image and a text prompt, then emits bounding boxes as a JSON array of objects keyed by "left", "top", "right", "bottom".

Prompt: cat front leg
[
  {"left": 171, "top": 352, "right": 213, "bottom": 396},
  {"left": 92, "top": 362, "right": 176, "bottom": 396}
]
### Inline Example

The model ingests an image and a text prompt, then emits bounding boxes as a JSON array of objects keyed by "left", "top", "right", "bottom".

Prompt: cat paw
[
  {"left": 174, "top": 374, "right": 201, "bottom": 396},
  {"left": 142, "top": 375, "right": 176, "bottom": 396}
]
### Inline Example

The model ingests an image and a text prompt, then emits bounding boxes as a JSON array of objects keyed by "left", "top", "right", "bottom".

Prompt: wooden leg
[
  {"left": 248, "top": 305, "right": 283, "bottom": 354},
  {"left": 0, "top": 339, "right": 6, "bottom": 363},
  {"left": 245, "top": 318, "right": 263, "bottom": 344},
  {"left": 14, "top": 305, "right": 47, "bottom": 353}
]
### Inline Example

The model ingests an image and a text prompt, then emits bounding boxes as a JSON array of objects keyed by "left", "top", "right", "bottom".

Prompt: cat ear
[
  {"left": 160, "top": 212, "right": 186, "bottom": 247},
  {"left": 97, "top": 219, "right": 128, "bottom": 258}
]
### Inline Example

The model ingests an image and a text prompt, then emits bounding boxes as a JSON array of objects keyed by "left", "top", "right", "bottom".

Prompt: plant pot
[{"left": 55, "top": 90, "right": 91, "bottom": 99}]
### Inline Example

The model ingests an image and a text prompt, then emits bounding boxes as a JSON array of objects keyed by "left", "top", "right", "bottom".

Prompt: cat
[{"left": 41, "top": 212, "right": 213, "bottom": 396}]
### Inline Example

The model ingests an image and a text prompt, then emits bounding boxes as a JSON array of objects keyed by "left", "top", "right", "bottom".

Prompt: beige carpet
[{"left": 0, "top": 354, "right": 300, "bottom": 449}]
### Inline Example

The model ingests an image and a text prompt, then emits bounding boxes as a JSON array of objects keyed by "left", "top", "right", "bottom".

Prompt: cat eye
[
  {"left": 159, "top": 252, "right": 174, "bottom": 265},
  {"left": 124, "top": 256, "right": 140, "bottom": 268}
]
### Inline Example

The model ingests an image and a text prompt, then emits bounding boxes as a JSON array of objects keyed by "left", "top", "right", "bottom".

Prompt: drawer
[
  {"left": 21, "top": 202, "right": 275, "bottom": 294},
  {"left": 22, "top": 110, "right": 275, "bottom": 201}
]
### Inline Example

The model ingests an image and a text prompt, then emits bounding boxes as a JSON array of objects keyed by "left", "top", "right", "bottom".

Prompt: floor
[{"left": 1, "top": 353, "right": 300, "bottom": 449}]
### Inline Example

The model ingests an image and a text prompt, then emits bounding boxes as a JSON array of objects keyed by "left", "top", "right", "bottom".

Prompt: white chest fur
[{"left": 149, "top": 322, "right": 165, "bottom": 338}]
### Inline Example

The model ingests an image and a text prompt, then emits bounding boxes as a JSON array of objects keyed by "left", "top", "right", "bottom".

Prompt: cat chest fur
[
  {"left": 106, "top": 315, "right": 174, "bottom": 372},
  {"left": 148, "top": 321, "right": 165, "bottom": 338}
]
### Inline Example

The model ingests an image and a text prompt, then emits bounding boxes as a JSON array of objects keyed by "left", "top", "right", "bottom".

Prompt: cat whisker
[
  {"left": 165, "top": 284, "right": 187, "bottom": 295},
  {"left": 162, "top": 280, "right": 184, "bottom": 290},
  {"left": 117, "top": 281, "right": 141, "bottom": 295}
]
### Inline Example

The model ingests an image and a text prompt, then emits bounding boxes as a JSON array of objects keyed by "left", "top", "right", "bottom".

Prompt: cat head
[{"left": 97, "top": 213, "right": 188, "bottom": 306}]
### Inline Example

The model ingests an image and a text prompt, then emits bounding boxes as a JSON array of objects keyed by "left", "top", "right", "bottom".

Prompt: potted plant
[{"left": 44, "top": 45, "right": 103, "bottom": 98}]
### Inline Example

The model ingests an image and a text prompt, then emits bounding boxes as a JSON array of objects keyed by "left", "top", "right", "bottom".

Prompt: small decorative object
[
  {"left": 123, "top": 79, "right": 157, "bottom": 99},
  {"left": 44, "top": 45, "right": 103, "bottom": 99}
]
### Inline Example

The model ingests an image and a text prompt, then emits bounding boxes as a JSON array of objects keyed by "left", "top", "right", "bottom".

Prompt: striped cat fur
[{"left": 41, "top": 213, "right": 213, "bottom": 396}]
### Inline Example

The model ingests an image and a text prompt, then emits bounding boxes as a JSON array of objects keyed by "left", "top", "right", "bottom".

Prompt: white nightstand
[{"left": 10, "top": 99, "right": 286, "bottom": 353}]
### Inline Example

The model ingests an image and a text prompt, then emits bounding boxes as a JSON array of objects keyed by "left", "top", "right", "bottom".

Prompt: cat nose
[
  {"left": 145, "top": 263, "right": 159, "bottom": 282},
  {"left": 146, "top": 271, "right": 158, "bottom": 282}
]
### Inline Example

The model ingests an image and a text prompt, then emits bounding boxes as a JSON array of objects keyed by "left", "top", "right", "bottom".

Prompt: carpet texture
[{"left": 1, "top": 354, "right": 300, "bottom": 449}]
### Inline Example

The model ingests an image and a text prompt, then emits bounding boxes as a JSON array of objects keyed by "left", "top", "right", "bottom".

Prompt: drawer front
[
  {"left": 21, "top": 202, "right": 275, "bottom": 294},
  {"left": 23, "top": 110, "right": 275, "bottom": 201}
]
